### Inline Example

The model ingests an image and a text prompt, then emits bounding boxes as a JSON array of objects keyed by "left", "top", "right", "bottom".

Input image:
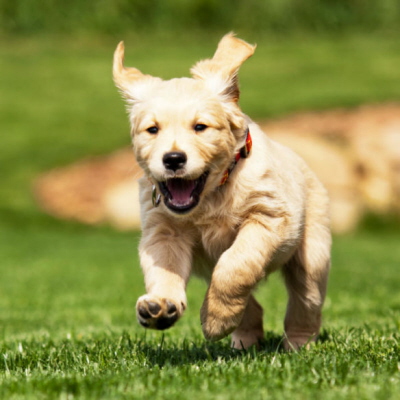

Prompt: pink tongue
[{"left": 167, "top": 179, "right": 196, "bottom": 205}]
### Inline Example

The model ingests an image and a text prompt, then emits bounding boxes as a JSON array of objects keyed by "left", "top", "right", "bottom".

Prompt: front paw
[
  {"left": 200, "top": 293, "right": 246, "bottom": 341},
  {"left": 136, "top": 295, "right": 184, "bottom": 330}
]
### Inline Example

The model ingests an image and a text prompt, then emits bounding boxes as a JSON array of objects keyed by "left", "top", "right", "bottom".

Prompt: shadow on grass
[
  {"left": 136, "top": 331, "right": 287, "bottom": 368},
  {"left": 318, "top": 329, "right": 331, "bottom": 344},
  {"left": 136, "top": 329, "right": 334, "bottom": 367}
]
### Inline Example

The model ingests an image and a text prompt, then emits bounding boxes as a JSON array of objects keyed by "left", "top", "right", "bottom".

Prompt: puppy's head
[{"left": 113, "top": 33, "right": 255, "bottom": 216}]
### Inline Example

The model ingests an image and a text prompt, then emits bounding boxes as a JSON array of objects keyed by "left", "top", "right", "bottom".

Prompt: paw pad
[{"left": 136, "top": 296, "right": 180, "bottom": 330}]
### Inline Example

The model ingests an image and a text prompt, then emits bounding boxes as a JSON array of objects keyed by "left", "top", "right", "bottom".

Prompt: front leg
[
  {"left": 201, "top": 221, "right": 281, "bottom": 341},
  {"left": 137, "top": 218, "right": 194, "bottom": 331}
]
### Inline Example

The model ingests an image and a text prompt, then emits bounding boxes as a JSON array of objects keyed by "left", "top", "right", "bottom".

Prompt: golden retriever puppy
[{"left": 113, "top": 34, "right": 331, "bottom": 350}]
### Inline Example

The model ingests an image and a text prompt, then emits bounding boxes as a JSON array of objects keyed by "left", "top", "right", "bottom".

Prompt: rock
[{"left": 104, "top": 178, "right": 141, "bottom": 230}]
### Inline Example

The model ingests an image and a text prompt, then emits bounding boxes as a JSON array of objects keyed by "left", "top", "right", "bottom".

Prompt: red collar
[{"left": 219, "top": 129, "right": 252, "bottom": 186}]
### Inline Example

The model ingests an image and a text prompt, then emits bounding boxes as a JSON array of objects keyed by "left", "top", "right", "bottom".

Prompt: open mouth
[{"left": 158, "top": 172, "right": 209, "bottom": 214}]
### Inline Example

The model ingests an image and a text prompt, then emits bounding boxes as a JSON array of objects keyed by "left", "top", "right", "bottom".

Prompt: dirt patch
[{"left": 34, "top": 103, "right": 400, "bottom": 233}]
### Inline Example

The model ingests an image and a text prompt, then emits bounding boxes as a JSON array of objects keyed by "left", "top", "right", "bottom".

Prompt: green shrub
[{"left": 1, "top": 0, "right": 399, "bottom": 36}]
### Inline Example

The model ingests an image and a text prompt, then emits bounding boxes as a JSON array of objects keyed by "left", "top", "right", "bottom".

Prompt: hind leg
[
  {"left": 231, "top": 294, "right": 264, "bottom": 349},
  {"left": 282, "top": 224, "right": 331, "bottom": 350}
]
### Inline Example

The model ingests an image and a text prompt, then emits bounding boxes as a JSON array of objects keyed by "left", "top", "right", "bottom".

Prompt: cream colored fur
[{"left": 113, "top": 34, "right": 331, "bottom": 350}]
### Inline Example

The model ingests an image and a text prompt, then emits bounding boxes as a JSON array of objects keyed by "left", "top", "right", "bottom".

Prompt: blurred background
[
  {"left": 0, "top": 0, "right": 399, "bottom": 339},
  {"left": 2, "top": 0, "right": 400, "bottom": 235}
]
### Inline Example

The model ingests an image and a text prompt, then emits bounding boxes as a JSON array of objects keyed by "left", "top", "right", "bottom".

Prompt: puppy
[{"left": 113, "top": 34, "right": 331, "bottom": 350}]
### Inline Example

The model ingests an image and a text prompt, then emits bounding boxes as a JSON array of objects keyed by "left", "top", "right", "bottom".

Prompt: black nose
[{"left": 163, "top": 152, "right": 187, "bottom": 171}]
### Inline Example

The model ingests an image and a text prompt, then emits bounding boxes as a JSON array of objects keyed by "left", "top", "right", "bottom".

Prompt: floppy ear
[
  {"left": 113, "top": 41, "right": 159, "bottom": 102},
  {"left": 190, "top": 33, "right": 256, "bottom": 102},
  {"left": 113, "top": 42, "right": 143, "bottom": 92}
]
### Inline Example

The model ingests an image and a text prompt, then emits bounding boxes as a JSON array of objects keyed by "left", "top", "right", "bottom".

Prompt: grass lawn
[{"left": 1, "top": 33, "right": 400, "bottom": 399}]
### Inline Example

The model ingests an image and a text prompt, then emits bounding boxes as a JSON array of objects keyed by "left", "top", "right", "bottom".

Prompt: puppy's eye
[
  {"left": 194, "top": 124, "right": 207, "bottom": 132},
  {"left": 146, "top": 126, "right": 159, "bottom": 134}
]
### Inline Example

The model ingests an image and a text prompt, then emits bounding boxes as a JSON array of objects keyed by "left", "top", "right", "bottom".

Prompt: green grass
[
  {"left": 1, "top": 227, "right": 399, "bottom": 399},
  {"left": 1, "top": 34, "right": 400, "bottom": 399}
]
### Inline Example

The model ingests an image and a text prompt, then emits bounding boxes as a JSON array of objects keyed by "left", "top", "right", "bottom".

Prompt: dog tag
[{"left": 152, "top": 185, "right": 161, "bottom": 207}]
